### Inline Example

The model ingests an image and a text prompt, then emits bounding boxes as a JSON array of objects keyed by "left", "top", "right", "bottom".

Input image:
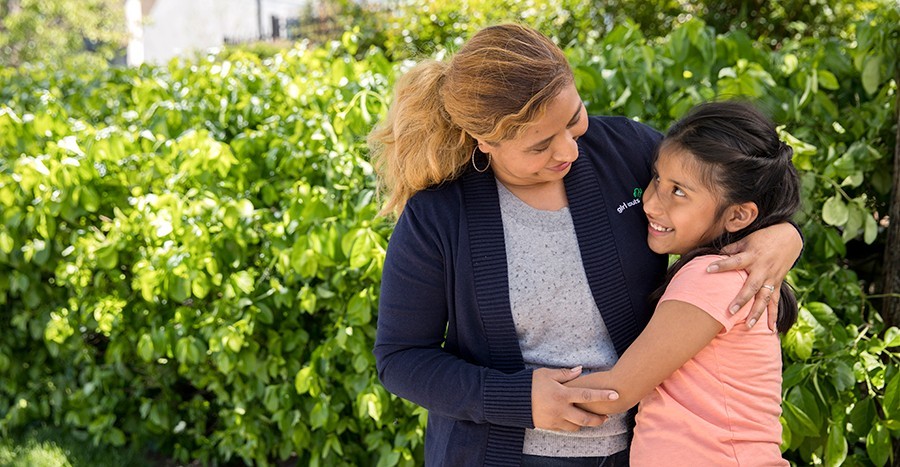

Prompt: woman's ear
[
  {"left": 476, "top": 138, "right": 495, "bottom": 155},
  {"left": 723, "top": 202, "right": 759, "bottom": 232}
]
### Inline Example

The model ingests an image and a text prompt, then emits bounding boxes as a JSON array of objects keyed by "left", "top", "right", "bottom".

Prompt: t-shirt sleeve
[{"left": 658, "top": 255, "right": 749, "bottom": 332}]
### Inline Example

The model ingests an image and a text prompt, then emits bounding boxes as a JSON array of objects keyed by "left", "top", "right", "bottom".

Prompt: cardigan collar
[{"left": 461, "top": 149, "right": 639, "bottom": 364}]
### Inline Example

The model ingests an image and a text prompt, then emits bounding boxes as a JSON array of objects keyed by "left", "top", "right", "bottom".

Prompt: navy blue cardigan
[{"left": 374, "top": 116, "right": 668, "bottom": 466}]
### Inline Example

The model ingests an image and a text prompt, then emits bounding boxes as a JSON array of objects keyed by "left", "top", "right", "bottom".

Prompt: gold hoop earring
[{"left": 472, "top": 147, "right": 491, "bottom": 173}]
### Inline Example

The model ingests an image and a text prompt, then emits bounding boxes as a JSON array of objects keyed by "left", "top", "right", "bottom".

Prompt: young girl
[{"left": 567, "top": 100, "right": 799, "bottom": 466}]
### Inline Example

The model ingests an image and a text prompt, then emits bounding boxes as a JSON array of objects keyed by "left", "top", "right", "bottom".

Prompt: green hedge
[{"left": 0, "top": 7, "right": 898, "bottom": 467}]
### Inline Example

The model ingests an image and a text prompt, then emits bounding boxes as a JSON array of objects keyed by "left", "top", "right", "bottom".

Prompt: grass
[{"left": 0, "top": 425, "right": 151, "bottom": 467}]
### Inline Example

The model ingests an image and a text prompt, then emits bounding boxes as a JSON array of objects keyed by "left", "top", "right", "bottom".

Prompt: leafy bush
[
  {"left": 0, "top": 44, "right": 415, "bottom": 465},
  {"left": 0, "top": 5, "right": 897, "bottom": 466}
]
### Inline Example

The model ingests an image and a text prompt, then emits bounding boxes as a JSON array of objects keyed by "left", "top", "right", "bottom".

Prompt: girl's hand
[
  {"left": 706, "top": 223, "right": 802, "bottom": 331},
  {"left": 531, "top": 366, "right": 618, "bottom": 431}
]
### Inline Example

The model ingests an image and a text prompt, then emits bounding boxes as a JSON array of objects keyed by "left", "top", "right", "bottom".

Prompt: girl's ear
[{"left": 723, "top": 202, "right": 759, "bottom": 232}]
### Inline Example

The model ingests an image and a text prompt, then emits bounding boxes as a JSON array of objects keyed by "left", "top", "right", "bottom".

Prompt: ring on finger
[{"left": 761, "top": 284, "right": 775, "bottom": 293}]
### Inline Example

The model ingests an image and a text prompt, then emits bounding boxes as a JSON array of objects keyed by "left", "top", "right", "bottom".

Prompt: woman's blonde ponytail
[{"left": 368, "top": 60, "right": 471, "bottom": 217}]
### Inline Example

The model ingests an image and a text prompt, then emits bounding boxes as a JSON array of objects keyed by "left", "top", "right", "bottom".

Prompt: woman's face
[{"left": 477, "top": 84, "right": 588, "bottom": 189}]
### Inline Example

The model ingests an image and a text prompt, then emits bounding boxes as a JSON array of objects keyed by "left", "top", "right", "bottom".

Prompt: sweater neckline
[{"left": 462, "top": 145, "right": 639, "bottom": 359}]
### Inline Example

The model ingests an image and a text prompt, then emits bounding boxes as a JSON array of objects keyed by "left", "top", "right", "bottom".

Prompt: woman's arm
[
  {"left": 374, "top": 200, "right": 615, "bottom": 430},
  {"left": 707, "top": 222, "right": 803, "bottom": 329},
  {"left": 565, "top": 300, "right": 723, "bottom": 414},
  {"left": 374, "top": 201, "right": 527, "bottom": 425}
]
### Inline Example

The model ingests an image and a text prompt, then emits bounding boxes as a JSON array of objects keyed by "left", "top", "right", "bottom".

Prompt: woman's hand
[
  {"left": 706, "top": 222, "right": 802, "bottom": 330},
  {"left": 531, "top": 366, "right": 619, "bottom": 431}
]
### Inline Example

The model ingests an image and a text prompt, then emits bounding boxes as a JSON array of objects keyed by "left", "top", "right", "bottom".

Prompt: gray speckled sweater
[{"left": 498, "top": 180, "right": 629, "bottom": 457}]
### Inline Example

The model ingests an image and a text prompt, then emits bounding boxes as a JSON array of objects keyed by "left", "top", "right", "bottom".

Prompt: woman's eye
[{"left": 673, "top": 187, "right": 686, "bottom": 197}]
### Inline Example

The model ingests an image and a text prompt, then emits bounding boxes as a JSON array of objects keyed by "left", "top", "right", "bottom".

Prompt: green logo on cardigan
[{"left": 633, "top": 187, "right": 643, "bottom": 198}]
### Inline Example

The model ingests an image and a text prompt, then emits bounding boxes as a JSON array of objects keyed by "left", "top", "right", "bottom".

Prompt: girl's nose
[{"left": 642, "top": 184, "right": 659, "bottom": 215}]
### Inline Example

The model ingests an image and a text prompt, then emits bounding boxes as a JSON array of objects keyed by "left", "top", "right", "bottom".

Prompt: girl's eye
[
  {"left": 673, "top": 187, "right": 686, "bottom": 197},
  {"left": 531, "top": 146, "right": 549, "bottom": 154}
]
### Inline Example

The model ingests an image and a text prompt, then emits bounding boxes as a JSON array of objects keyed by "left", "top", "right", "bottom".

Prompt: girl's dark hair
[{"left": 648, "top": 101, "right": 801, "bottom": 333}]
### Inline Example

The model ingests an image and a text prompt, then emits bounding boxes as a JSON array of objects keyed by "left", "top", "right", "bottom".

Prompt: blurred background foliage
[
  {"left": 0, "top": 0, "right": 898, "bottom": 465},
  {"left": 0, "top": 0, "right": 127, "bottom": 68}
]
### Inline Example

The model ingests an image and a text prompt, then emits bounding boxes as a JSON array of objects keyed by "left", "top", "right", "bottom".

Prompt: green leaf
[
  {"left": 349, "top": 231, "right": 375, "bottom": 269},
  {"left": 175, "top": 337, "right": 191, "bottom": 362},
  {"left": 818, "top": 70, "right": 839, "bottom": 90},
  {"left": 832, "top": 361, "right": 855, "bottom": 392},
  {"left": 232, "top": 271, "right": 255, "bottom": 295},
  {"left": 882, "top": 371, "right": 900, "bottom": 420},
  {"left": 0, "top": 231, "right": 13, "bottom": 254},
  {"left": 170, "top": 276, "right": 191, "bottom": 302},
  {"left": 850, "top": 398, "right": 876, "bottom": 437},
  {"left": 192, "top": 276, "right": 210, "bottom": 299},
  {"left": 866, "top": 422, "right": 891, "bottom": 467},
  {"left": 347, "top": 291, "right": 371, "bottom": 325},
  {"left": 96, "top": 244, "right": 118, "bottom": 269},
  {"left": 610, "top": 86, "right": 632, "bottom": 109},
  {"left": 842, "top": 203, "right": 864, "bottom": 242},
  {"left": 108, "top": 428, "right": 126, "bottom": 447},
  {"left": 223, "top": 332, "right": 243, "bottom": 353},
  {"left": 310, "top": 401, "right": 329, "bottom": 429},
  {"left": 222, "top": 204, "right": 241, "bottom": 230},
  {"left": 292, "top": 248, "right": 318, "bottom": 278},
  {"left": 80, "top": 186, "right": 100, "bottom": 213},
  {"left": 782, "top": 399, "right": 819, "bottom": 437},
  {"left": 779, "top": 416, "right": 791, "bottom": 453},
  {"left": 299, "top": 286, "right": 318, "bottom": 314},
  {"left": 861, "top": 56, "right": 883, "bottom": 95},
  {"left": 376, "top": 449, "right": 401, "bottom": 467},
  {"left": 785, "top": 325, "right": 814, "bottom": 360},
  {"left": 788, "top": 386, "right": 823, "bottom": 430},
  {"left": 886, "top": 328, "right": 900, "bottom": 347},
  {"left": 295, "top": 367, "right": 313, "bottom": 394},
  {"left": 263, "top": 386, "right": 280, "bottom": 412},
  {"left": 864, "top": 214, "right": 878, "bottom": 244},
  {"left": 805, "top": 302, "right": 837, "bottom": 326},
  {"left": 824, "top": 421, "right": 847, "bottom": 467},
  {"left": 822, "top": 196, "right": 849, "bottom": 226},
  {"left": 137, "top": 334, "right": 154, "bottom": 362}
]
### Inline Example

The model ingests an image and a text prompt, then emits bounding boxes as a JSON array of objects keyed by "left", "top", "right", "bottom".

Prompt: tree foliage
[
  {"left": 0, "top": 0, "right": 897, "bottom": 465},
  {"left": 0, "top": 0, "right": 127, "bottom": 67}
]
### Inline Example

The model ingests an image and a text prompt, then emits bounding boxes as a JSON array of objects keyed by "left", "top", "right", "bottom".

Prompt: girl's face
[
  {"left": 642, "top": 147, "right": 728, "bottom": 255},
  {"left": 477, "top": 84, "right": 588, "bottom": 189}
]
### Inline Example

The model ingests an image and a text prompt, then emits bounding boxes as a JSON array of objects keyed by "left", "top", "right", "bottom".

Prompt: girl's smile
[{"left": 647, "top": 221, "right": 673, "bottom": 233}]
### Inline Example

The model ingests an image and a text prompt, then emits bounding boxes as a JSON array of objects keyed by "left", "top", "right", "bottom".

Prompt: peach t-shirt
[{"left": 630, "top": 255, "right": 787, "bottom": 467}]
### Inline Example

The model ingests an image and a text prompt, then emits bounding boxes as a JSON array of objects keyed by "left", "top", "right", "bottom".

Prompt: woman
[{"left": 369, "top": 24, "right": 801, "bottom": 466}]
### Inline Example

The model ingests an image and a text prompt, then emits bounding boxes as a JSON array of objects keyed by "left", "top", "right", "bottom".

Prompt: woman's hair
[
  {"left": 649, "top": 101, "right": 801, "bottom": 333},
  {"left": 367, "top": 23, "right": 574, "bottom": 217}
]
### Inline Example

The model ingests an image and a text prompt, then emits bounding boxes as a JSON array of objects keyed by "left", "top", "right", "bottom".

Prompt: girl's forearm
[
  {"left": 563, "top": 300, "right": 723, "bottom": 416},
  {"left": 564, "top": 370, "right": 639, "bottom": 414}
]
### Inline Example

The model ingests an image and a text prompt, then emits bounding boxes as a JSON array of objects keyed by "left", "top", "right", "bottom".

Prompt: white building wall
[{"left": 135, "top": 0, "right": 309, "bottom": 65}]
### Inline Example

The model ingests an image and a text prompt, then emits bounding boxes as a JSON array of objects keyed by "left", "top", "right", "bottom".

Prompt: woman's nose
[{"left": 554, "top": 138, "right": 579, "bottom": 162}]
